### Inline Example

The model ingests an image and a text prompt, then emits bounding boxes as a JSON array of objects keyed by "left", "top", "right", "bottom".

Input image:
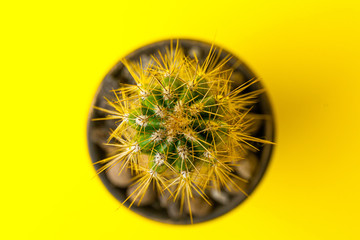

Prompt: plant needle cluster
[{"left": 94, "top": 42, "right": 271, "bottom": 222}]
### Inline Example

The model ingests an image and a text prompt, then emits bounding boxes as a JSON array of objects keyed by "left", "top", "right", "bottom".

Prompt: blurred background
[{"left": 1, "top": 0, "right": 359, "bottom": 239}]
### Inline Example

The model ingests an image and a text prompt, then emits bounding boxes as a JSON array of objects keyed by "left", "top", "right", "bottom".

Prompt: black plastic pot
[{"left": 87, "top": 39, "right": 275, "bottom": 224}]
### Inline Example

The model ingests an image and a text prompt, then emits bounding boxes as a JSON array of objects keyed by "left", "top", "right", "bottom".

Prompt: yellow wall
[{"left": 1, "top": 1, "right": 359, "bottom": 239}]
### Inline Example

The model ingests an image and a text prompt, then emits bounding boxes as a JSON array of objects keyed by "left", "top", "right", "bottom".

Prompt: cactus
[{"left": 94, "top": 42, "right": 272, "bottom": 223}]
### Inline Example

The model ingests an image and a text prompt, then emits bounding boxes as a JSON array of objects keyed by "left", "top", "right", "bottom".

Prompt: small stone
[
  {"left": 230, "top": 71, "right": 245, "bottom": 87},
  {"left": 104, "top": 118, "right": 118, "bottom": 130},
  {"left": 184, "top": 197, "right": 212, "bottom": 218},
  {"left": 126, "top": 182, "right": 156, "bottom": 206},
  {"left": 209, "top": 188, "right": 230, "bottom": 205},
  {"left": 159, "top": 192, "right": 170, "bottom": 208},
  {"left": 167, "top": 201, "right": 182, "bottom": 220},
  {"left": 121, "top": 67, "right": 133, "bottom": 82},
  {"left": 140, "top": 54, "right": 151, "bottom": 69},
  {"left": 234, "top": 152, "right": 258, "bottom": 180},
  {"left": 158, "top": 186, "right": 175, "bottom": 208},
  {"left": 101, "top": 76, "right": 121, "bottom": 93},
  {"left": 106, "top": 165, "right": 132, "bottom": 188},
  {"left": 89, "top": 125, "right": 120, "bottom": 156},
  {"left": 188, "top": 46, "right": 202, "bottom": 59},
  {"left": 90, "top": 126, "right": 109, "bottom": 146},
  {"left": 100, "top": 144, "right": 118, "bottom": 156},
  {"left": 225, "top": 177, "right": 248, "bottom": 196},
  {"left": 243, "top": 115, "right": 263, "bottom": 136}
]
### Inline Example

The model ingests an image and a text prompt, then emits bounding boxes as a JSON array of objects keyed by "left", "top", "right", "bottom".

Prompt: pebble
[
  {"left": 140, "top": 54, "right": 151, "bottom": 69},
  {"left": 209, "top": 188, "right": 230, "bottom": 205},
  {"left": 100, "top": 144, "right": 118, "bottom": 156},
  {"left": 90, "top": 126, "right": 109, "bottom": 146},
  {"left": 234, "top": 152, "right": 258, "bottom": 180},
  {"left": 184, "top": 197, "right": 212, "bottom": 218},
  {"left": 230, "top": 71, "right": 245, "bottom": 87},
  {"left": 157, "top": 185, "right": 183, "bottom": 219},
  {"left": 158, "top": 186, "right": 175, "bottom": 208},
  {"left": 188, "top": 46, "right": 202, "bottom": 59},
  {"left": 243, "top": 116, "right": 263, "bottom": 136},
  {"left": 225, "top": 177, "right": 248, "bottom": 196},
  {"left": 126, "top": 182, "right": 156, "bottom": 206},
  {"left": 121, "top": 66, "right": 133, "bottom": 83},
  {"left": 101, "top": 76, "right": 121, "bottom": 93},
  {"left": 106, "top": 165, "right": 132, "bottom": 188},
  {"left": 167, "top": 201, "right": 182, "bottom": 220}
]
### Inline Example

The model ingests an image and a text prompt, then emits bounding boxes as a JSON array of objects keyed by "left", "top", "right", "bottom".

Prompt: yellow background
[{"left": 1, "top": 1, "right": 359, "bottom": 239}]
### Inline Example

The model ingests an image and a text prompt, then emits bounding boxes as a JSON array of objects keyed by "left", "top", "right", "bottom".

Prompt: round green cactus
[{"left": 94, "top": 43, "right": 272, "bottom": 222}]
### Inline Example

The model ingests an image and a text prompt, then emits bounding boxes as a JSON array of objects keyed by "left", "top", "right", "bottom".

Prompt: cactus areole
[{"left": 87, "top": 39, "right": 275, "bottom": 224}]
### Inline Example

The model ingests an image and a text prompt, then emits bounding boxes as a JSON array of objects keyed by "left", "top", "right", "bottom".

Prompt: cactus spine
[{"left": 94, "top": 42, "right": 272, "bottom": 222}]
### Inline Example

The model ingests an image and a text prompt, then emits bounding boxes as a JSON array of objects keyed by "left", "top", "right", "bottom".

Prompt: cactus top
[{"left": 94, "top": 43, "right": 272, "bottom": 222}]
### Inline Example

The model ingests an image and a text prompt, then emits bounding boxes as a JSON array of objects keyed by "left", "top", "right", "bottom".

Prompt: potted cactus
[{"left": 88, "top": 39, "right": 275, "bottom": 224}]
